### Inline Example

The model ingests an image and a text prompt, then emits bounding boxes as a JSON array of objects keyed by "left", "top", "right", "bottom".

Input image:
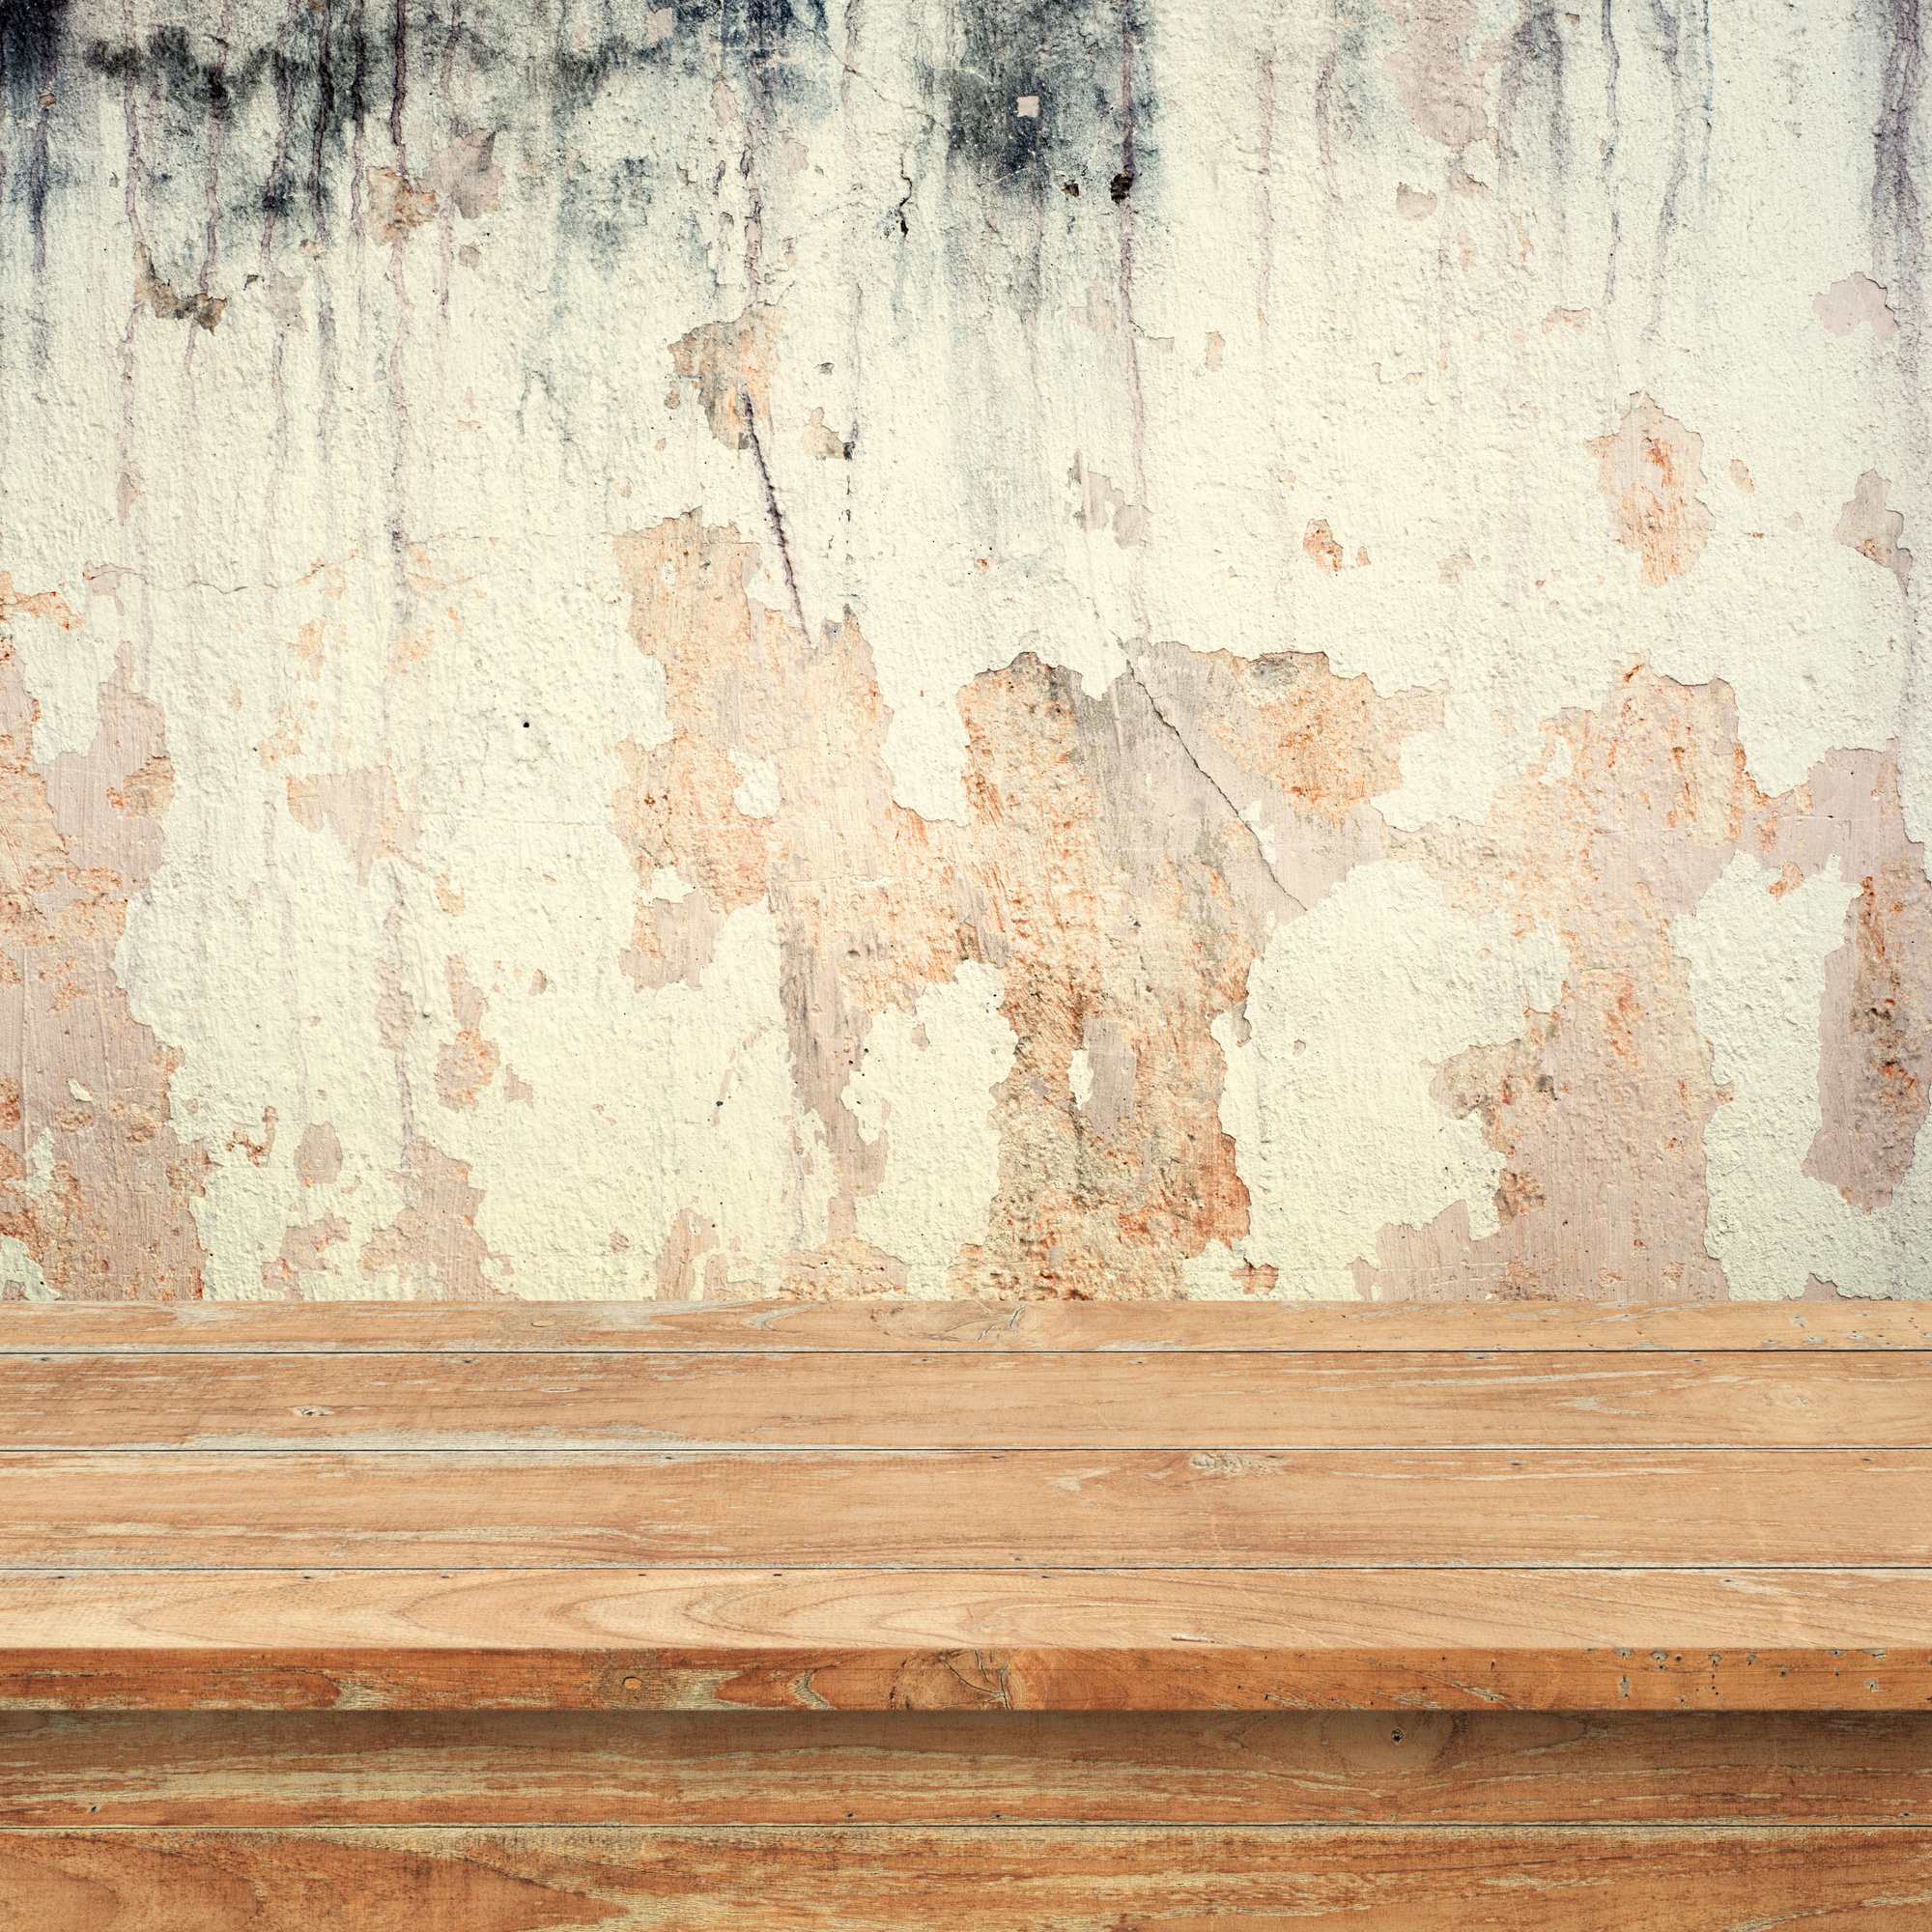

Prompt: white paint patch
[
  {"left": 23, "top": 1130, "right": 54, "bottom": 1200},
  {"left": 1218, "top": 862, "right": 1568, "bottom": 1298},
  {"left": 1673, "top": 854, "right": 1932, "bottom": 1298},
  {"left": 8, "top": 604, "right": 118, "bottom": 764},
  {"left": 1177, "top": 1238, "right": 1250, "bottom": 1300},
  {"left": 1238, "top": 802, "right": 1278, "bottom": 867},
  {"left": 440, "top": 901, "right": 838, "bottom": 1301},
  {"left": 729, "top": 748, "right": 781, "bottom": 819},
  {"left": 1067, "top": 1048, "right": 1094, "bottom": 1111},
  {"left": 843, "top": 961, "right": 1017, "bottom": 1296},
  {"left": 0, "top": 1236, "right": 51, "bottom": 1300}
]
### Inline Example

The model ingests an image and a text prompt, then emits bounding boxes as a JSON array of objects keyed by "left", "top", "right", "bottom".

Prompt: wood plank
[
  {"left": 3, "top": 1568, "right": 1927, "bottom": 1709},
  {"left": 2, "top": 1299, "right": 1926, "bottom": 1353},
  {"left": 5, "top": 1449, "right": 1928, "bottom": 1569},
  {"left": 11, "top": 1351, "right": 1930, "bottom": 1450},
  {"left": 2, "top": 1826, "right": 1929, "bottom": 1930},
  {"left": 6, "top": 1709, "right": 1931, "bottom": 1827}
]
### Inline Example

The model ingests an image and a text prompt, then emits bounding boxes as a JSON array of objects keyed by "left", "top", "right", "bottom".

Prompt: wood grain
[
  {"left": 7, "top": 1709, "right": 1931, "bottom": 1827},
  {"left": 10, "top": 1351, "right": 1929, "bottom": 1449},
  {"left": 1, "top": 1299, "right": 1924, "bottom": 1353},
  {"left": 4, "top": 1569, "right": 1928, "bottom": 1709},
  {"left": 6, "top": 1448, "right": 1928, "bottom": 1569},
  {"left": 2, "top": 1826, "right": 1929, "bottom": 1929},
  {"left": 9, "top": 1306, "right": 1929, "bottom": 1718}
]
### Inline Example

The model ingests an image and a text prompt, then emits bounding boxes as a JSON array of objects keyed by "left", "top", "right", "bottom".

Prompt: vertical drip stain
[
  {"left": 28, "top": 81, "right": 50, "bottom": 272},
  {"left": 1601, "top": 0, "right": 1620, "bottom": 313},
  {"left": 199, "top": 3, "right": 238, "bottom": 296},
  {"left": 309, "top": 0, "right": 335, "bottom": 229},
  {"left": 27, "top": 33, "right": 56, "bottom": 370},
  {"left": 1875, "top": 0, "right": 1924, "bottom": 378},
  {"left": 1641, "top": 0, "right": 1690, "bottom": 347},
  {"left": 1115, "top": 1, "right": 1150, "bottom": 639},
  {"left": 1495, "top": 3, "right": 1569, "bottom": 280},
  {"left": 309, "top": 0, "right": 340, "bottom": 455},
  {"left": 1314, "top": 1, "right": 1339, "bottom": 210},
  {"left": 390, "top": 0, "right": 409, "bottom": 158},
  {"left": 348, "top": 0, "right": 369, "bottom": 248},
  {"left": 115, "top": 0, "right": 146, "bottom": 577},
  {"left": 1873, "top": 0, "right": 1925, "bottom": 801},
  {"left": 374, "top": 2, "right": 414, "bottom": 1185},
  {"left": 260, "top": 0, "right": 302, "bottom": 545},
  {"left": 433, "top": 0, "right": 463, "bottom": 330},
  {"left": 264, "top": 0, "right": 299, "bottom": 250},
  {"left": 1256, "top": 1, "right": 1296, "bottom": 620}
]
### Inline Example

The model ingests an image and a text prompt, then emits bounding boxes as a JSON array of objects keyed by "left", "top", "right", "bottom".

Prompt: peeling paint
[
  {"left": 0, "top": 591, "right": 207, "bottom": 1300},
  {"left": 1216, "top": 861, "right": 1567, "bottom": 1299},
  {"left": 0, "top": 2, "right": 1923, "bottom": 1302},
  {"left": 1814, "top": 273, "right": 1899, "bottom": 342},
  {"left": 1587, "top": 394, "right": 1714, "bottom": 587},
  {"left": 1833, "top": 471, "right": 1915, "bottom": 595}
]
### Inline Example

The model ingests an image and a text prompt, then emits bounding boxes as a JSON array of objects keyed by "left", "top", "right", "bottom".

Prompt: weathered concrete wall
[{"left": 0, "top": 0, "right": 1924, "bottom": 1302}]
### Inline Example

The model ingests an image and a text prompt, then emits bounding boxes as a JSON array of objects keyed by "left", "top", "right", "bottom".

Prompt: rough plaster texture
[{"left": 0, "top": 0, "right": 1925, "bottom": 1302}]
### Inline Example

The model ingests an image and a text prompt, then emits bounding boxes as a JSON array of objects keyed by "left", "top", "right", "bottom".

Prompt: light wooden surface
[
  {"left": 11, "top": 1350, "right": 1932, "bottom": 1448},
  {"left": 4, "top": 1302, "right": 1930, "bottom": 1713},
  {"left": 4, "top": 1298, "right": 1928, "bottom": 1351},
  {"left": 6, "top": 1568, "right": 1928, "bottom": 1709},
  {"left": 9, "top": 1447, "right": 1930, "bottom": 1568},
  {"left": 8, "top": 1303, "right": 1932, "bottom": 1924},
  {"left": 4, "top": 1824, "right": 1931, "bottom": 1929}
]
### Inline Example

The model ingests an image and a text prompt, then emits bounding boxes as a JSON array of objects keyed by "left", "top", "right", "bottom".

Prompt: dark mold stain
[
  {"left": 0, "top": 0, "right": 68, "bottom": 108},
  {"left": 922, "top": 0, "right": 1154, "bottom": 204},
  {"left": 1495, "top": 4, "right": 1570, "bottom": 204},
  {"left": 9, "top": 1, "right": 858, "bottom": 291},
  {"left": 1308, "top": 5, "right": 1380, "bottom": 168},
  {"left": 82, "top": 25, "right": 273, "bottom": 114},
  {"left": 388, "top": 0, "right": 408, "bottom": 154},
  {"left": 1873, "top": 0, "right": 1924, "bottom": 374},
  {"left": 546, "top": 2, "right": 826, "bottom": 110},
  {"left": 2, "top": 0, "right": 68, "bottom": 287},
  {"left": 728, "top": 0, "right": 830, "bottom": 71}
]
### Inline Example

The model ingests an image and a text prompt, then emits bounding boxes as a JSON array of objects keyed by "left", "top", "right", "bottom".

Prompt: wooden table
[{"left": 3, "top": 1299, "right": 1931, "bottom": 1926}]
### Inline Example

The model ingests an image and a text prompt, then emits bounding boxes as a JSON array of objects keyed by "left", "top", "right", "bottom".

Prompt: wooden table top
[{"left": 3, "top": 1300, "right": 1929, "bottom": 1713}]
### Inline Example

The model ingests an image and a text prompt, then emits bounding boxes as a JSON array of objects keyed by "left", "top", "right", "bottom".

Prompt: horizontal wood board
[
  {"left": 3, "top": 1825, "right": 1931, "bottom": 1929},
  {"left": 5, "top": 1448, "right": 1927, "bottom": 1569},
  {"left": 10, "top": 1351, "right": 1932, "bottom": 1448},
  {"left": 6, "top": 1303, "right": 1930, "bottom": 1711},
  {"left": 4, "top": 1571, "right": 1927, "bottom": 1709},
  {"left": 3, "top": 1300, "right": 1927, "bottom": 1352},
  {"left": 8, "top": 1709, "right": 1932, "bottom": 1827}
]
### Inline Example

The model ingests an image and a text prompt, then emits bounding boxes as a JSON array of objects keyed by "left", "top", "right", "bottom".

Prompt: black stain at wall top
[
  {"left": 924, "top": 0, "right": 1153, "bottom": 202},
  {"left": 1, "top": 0, "right": 71, "bottom": 105}
]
